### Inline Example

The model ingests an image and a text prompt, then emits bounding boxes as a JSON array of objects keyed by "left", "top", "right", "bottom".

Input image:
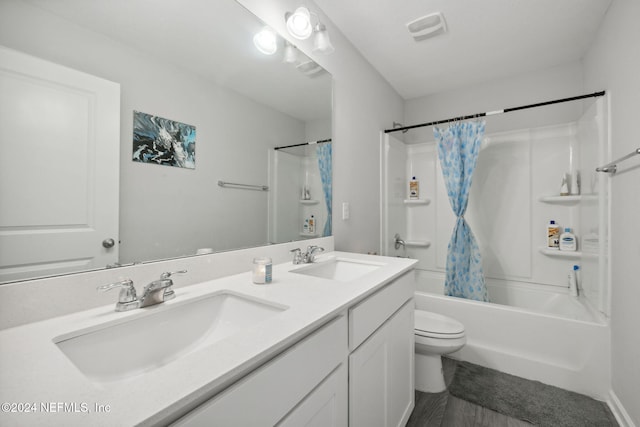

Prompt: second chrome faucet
[{"left": 290, "top": 246, "right": 325, "bottom": 264}]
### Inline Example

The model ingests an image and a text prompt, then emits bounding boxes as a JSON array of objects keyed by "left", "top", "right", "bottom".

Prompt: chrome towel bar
[
  {"left": 596, "top": 147, "right": 640, "bottom": 173},
  {"left": 217, "top": 180, "right": 269, "bottom": 191}
]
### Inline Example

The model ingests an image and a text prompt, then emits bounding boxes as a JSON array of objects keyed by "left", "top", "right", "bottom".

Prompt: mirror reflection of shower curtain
[
  {"left": 434, "top": 120, "right": 489, "bottom": 302},
  {"left": 316, "top": 143, "right": 332, "bottom": 236}
]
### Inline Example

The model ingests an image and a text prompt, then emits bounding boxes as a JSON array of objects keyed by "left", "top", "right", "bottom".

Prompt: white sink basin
[
  {"left": 54, "top": 291, "right": 287, "bottom": 383},
  {"left": 292, "top": 257, "right": 383, "bottom": 282}
]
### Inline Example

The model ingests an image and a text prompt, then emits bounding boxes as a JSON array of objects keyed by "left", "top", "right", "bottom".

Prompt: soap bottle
[
  {"left": 547, "top": 220, "right": 560, "bottom": 249},
  {"left": 568, "top": 265, "right": 579, "bottom": 297},
  {"left": 409, "top": 176, "right": 419, "bottom": 199},
  {"left": 303, "top": 218, "right": 309, "bottom": 234},
  {"left": 559, "top": 227, "right": 577, "bottom": 251},
  {"left": 309, "top": 215, "right": 315, "bottom": 234}
]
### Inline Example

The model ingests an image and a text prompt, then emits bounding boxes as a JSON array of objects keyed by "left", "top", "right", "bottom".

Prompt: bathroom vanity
[{"left": 0, "top": 250, "right": 416, "bottom": 426}]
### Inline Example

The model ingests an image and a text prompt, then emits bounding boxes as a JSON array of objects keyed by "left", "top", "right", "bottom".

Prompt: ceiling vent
[{"left": 406, "top": 12, "right": 447, "bottom": 42}]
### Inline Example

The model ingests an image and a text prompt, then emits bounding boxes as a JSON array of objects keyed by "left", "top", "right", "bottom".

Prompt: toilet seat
[{"left": 415, "top": 310, "right": 465, "bottom": 339}]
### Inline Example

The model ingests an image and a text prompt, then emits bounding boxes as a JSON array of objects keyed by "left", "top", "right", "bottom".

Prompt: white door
[{"left": 0, "top": 46, "right": 120, "bottom": 282}]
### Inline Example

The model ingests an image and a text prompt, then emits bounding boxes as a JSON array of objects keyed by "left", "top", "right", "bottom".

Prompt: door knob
[{"left": 102, "top": 238, "right": 116, "bottom": 248}]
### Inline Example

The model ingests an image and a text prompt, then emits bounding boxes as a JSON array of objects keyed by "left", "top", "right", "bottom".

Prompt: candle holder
[{"left": 252, "top": 257, "right": 272, "bottom": 284}]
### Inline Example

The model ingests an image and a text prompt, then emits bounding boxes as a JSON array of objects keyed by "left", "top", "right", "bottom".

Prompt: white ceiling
[{"left": 315, "top": 0, "right": 612, "bottom": 99}]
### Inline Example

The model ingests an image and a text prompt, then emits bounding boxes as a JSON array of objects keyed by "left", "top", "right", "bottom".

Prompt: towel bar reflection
[
  {"left": 596, "top": 147, "right": 640, "bottom": 173},
  {"left": 217, "top": 180, "right": 269, "bottom": 191}
]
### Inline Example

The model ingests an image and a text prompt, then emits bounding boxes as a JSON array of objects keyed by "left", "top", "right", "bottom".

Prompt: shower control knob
[{"left": 102, "top": 238, "right": 116, "bottom": 249}]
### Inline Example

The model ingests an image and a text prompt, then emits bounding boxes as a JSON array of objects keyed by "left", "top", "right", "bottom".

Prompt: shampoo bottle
[
  {"left": 409, "top": 176, "right": 419, "bottom": 199},
  {"left": 560, "top": 227, "right": 577, "bottom": 251},
  {"left": 309, "top": 215, "right": 315, "bottom": 234},
  {"left": 547, "top": 220, "right": 560, "bottom": 249}
]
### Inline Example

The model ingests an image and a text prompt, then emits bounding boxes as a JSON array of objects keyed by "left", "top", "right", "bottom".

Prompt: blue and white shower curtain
[
  {"left": 434, "top": 121, "right": 489, "bottom": 302},
  {"left": 316, "top": 143, "right": 332, "bottom": 237}
]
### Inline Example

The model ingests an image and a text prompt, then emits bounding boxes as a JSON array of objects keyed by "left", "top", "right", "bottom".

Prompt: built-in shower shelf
[
  {"left": 300, "top": 232, "right": 320, "bottom": 238},
  {"left": 405, "top": 240, "right": 431, "bottom": 248},
  {"left": 403, "top": 198, "right": 431, "bottom": 205},
  {"left": 299, "top": 199, "right": 320, "bottom": 205},
  {"left": 538, "top": 195, "right": 598, "bottom": 204},
  {"left": 538, "top": 248, "right": 582, "bottom": 258}
]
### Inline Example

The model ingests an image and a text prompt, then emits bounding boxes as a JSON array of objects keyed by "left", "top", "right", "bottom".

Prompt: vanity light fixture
[
  {"left": 283, "top": 40, "right": 299, "bottom": 63},
  {"left": 312, "top": 23, "right": 334, "bottom": 54},
  {"left": 253, "top": 26, "right": 278, "bottom": 55},
  {"left": 285, "top": 7, "right": 313, "bottom": 40},
  {"left": 285, "top": 6, "right": 335, "bottom": 54}
]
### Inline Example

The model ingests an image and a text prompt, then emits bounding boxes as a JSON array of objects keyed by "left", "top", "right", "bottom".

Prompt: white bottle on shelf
[
  {"left": 559, "top": 227, "right": 577, "bottom": 251},
  {"left": 409, "top": 176, "right": 419, "bottom": 199}
]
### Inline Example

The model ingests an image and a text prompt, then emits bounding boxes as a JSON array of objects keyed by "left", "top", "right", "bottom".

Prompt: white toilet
[{"left": 414, "top": 310, "right": 466, "bottom": 393}]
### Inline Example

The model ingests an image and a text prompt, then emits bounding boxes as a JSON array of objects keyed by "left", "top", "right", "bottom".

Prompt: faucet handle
[
  {"left": 160, "top": 270, "right": 187, "bottom": 280},
  {"left": 290, "top": 248, "right": 302, "bottom": 264},
  {"left": 97, "top": 279, "right": 139, "bottom": 312}
]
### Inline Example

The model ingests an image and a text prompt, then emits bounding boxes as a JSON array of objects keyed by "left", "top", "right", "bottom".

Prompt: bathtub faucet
[{"left": 394, "top": 233, "right": 406, "bottom": 250}]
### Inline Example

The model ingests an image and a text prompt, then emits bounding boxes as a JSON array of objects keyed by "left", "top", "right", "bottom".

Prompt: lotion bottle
[{"left": 560, "top": 227, "right": 577, "bottom": 251}]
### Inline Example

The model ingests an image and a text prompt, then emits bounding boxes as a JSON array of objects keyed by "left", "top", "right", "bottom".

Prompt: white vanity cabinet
[
  {"left": 348, "top": 272, "right": 415, "bottom": 427},
  {"left": 172, "top": 270, "right": 414, "bottom": 427}
]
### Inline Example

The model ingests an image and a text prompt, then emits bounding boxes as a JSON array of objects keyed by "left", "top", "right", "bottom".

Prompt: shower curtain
[
  {"left": 316, "top": 143, "right": 332, "bottom": 237},
  {"left": 434, "top": 120, "right": 488, "bottom": 302}
]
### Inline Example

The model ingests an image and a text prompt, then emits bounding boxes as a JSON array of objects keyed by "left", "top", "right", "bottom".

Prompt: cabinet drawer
[
  {"left": 348, "top": 271, "right": 414, "bottom": 351},
  {"left": 173, "top": 315, "right": 348, "bottom": 427}
]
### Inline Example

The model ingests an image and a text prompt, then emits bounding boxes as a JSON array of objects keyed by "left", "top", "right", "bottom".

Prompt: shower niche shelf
[
  {"left": 403, "top": 198, "right": 430, "bottom": 205},
  {"left": 299, "top": 199, "right": 320, "bottom": 205},
  {"left": 538, "top": 248, "right": 581, "bottom": 258},
  {"left": 538, "top": 195, "right": 598, "bottom": 204}
]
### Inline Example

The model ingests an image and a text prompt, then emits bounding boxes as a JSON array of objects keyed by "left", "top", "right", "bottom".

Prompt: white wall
[
  {"left": 583, "top": 0, "right": 640, "bottom": 424},
  {"left": 238, "top": 0, "right": 405, "bottom": 254},
  {"left": 0, "top": 0, "right": 306, "bottom": 263},
  {"left": 404, "top": 61, "right": 585, "bottom": 144}
]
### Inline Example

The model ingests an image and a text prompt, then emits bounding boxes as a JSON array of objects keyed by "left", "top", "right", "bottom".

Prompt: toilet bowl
[{"left": 414, "top": 310, "right": 466, "bottom": 393}]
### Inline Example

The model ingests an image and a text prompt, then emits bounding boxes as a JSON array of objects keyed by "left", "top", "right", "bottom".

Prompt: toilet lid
[{"left": 415, "top": 310, "right": 465, "bottom": 338}]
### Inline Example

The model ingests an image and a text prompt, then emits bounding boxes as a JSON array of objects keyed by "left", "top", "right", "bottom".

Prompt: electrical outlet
[{"left": 342, "top": 202, "right": 350, "bottom": 220}]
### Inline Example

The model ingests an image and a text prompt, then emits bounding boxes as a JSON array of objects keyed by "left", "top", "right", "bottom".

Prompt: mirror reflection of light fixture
[
  {"left": 283, "top": 41, "right": 299, "bottom": 63},
  {"left": 253, "top": 26, "right": 278, "bottom": 55},
  {"left": 285, "top": 6, "right": 335, "bottom": 54},
  {"left": 312, "top": 23, "right": 334, "bottom": 54},
  {"left": 286, "top": 7, "right": 313, "bottom": 40}
]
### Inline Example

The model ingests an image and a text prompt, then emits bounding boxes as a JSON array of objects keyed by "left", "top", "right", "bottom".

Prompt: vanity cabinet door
[
  {"left": 172, "top": 315, "right": 347, "bottom": 427},
  {"left": 349, "top": 300, "right": 414, "bottom": 427}
]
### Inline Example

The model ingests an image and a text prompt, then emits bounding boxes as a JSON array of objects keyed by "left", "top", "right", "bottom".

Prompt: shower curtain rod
[
  {"left": 274, "top": 138, "right": 332, "bottom": 150},
  {"left": 384, "top": 91, "right": 606, "bottom": 134}
]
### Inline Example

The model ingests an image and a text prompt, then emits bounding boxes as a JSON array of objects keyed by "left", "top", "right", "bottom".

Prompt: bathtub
[{"left": 414, "top": 270, "right": 610, "bottom": 399}]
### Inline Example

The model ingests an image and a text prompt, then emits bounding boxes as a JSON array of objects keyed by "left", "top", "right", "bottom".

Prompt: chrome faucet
[
  {"left": 98, "top": 270, "right": 187, "bottom": 312},
  {"left": 290, "top": 246, "right": 325, "bottom": 264},
  {"left": 394, "top": 233, "right": 406, "bottom": 250}
]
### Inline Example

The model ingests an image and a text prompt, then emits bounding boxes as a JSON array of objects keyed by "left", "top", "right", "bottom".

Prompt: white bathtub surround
[
  {"left": 0, "top": 248, "right": 417, "bottom": 426},
  {"left": 414, "top": 271, "right": 610, "bottom": 400}
]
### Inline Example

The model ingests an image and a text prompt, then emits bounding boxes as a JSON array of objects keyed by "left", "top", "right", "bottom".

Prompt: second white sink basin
[
  {"left": 54, "top": 291, "right": 287, "bottom": 383},
  {"left": 292, "top": 257, "right": 384, "bottom": 282}
]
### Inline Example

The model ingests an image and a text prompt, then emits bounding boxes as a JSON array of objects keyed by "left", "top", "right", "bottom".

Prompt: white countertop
[{"left": 0, "top": 252, "right": 416, "bottom": 426}]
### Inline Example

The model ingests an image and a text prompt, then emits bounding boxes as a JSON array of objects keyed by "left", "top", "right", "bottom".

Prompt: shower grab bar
[
  {"left": 217, "top": 180, "right": 269, "bottom": 191},
  {"left": 595, "top": 147, "right": 640, "bottom": 173}
]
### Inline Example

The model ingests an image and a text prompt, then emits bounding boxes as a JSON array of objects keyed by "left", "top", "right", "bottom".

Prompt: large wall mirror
[{"left": 0, "top": 0, "right": 332, "bottom": 284}]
